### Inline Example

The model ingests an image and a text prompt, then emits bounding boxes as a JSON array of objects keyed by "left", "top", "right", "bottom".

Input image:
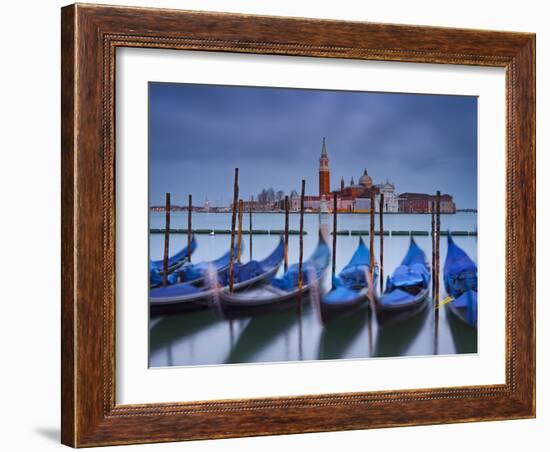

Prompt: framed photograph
[{"left": 61, "top": 3, "right": 535, "bottom": 447}]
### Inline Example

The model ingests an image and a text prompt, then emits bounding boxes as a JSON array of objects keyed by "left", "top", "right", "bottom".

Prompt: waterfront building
[
  {"left": 354, "top": 198, "right": 372, "bottom": 213},
  {"left": 241, "top": 199, "right": 290, "bottom": 211},
  {"left": 398, "top": 192, "right": 456, "bottom": 213},
  {"left": 358, "top": 169, "right": 373, "bottom": 189},
  {"left": 289, "top": 191, "right": 300, "bottom": 211},
  {"left": 375, "top": 180, "right": 399, "bottom": 213},
  {"left": 337, "top": 196, "right": 355, "bottom": 212},
  {"left": 241, "top": 200, "right": 262, "bottom": 211},
  {"left": 335, "top": 171, "right": 378, "bottom": 212},
  {"left": 338, "top": 181, "right": 374, "bottom": 200},
  {"left": 303, "top": 195, "right": 321, "bottom": 211}
]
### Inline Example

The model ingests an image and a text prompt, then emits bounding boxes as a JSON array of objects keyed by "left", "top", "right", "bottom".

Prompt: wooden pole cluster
[
  {"left": 162, "top": 192, "right": 171, "bottom": 287},
  {"left": 369, "top": 192, "right": 375, "bottom": 280},
  {"left": 187, "top": 194, "right": 192, "bottom": 262},
  {"left": 237, "top": 199, "right": 244, "bottom": 263},
  {"left": 249, "top": 197, "right": 253, "bottom": 261},
  {"left": 435, "top": 191, "right": 441, "bottom": 307},
  {"left": 332, "top": 192, "right": 337, "bottom": 283},
  {"left": 297, "top": 179, "right": 306, "bottom": 311},
  {"left": 379, "top": 193, "right": 384, "bottom": 292},
  {"left": 434, "top": 191, "right": 441, "bottom": 354},
  {"left": 284, "top": 195, "right": 289, "bottom": 272},
  {"left": 228, "top": 168, "right": 239, "bottom": 293}
]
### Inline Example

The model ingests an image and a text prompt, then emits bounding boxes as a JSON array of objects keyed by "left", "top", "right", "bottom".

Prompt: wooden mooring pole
[
  {"left": 297, "top": 179, "right": 306, "bottom": 312},
  {"left": 434, "top": 191, "right": 441, "bottom": 354},
  {"left": 332, "top": 192, "right": 337, "bottom": 284},
  {"left": 249, "top": 197, "right": 253, "bottom": 261},
  {"left": 379, "top": 193, "right": 384, "bottom": 293},
  {"left": 228, "top": 169, "right": 239, "bottom": 293},
  {"left": 162, "top": 192, "right": 171, "bottom": 287},
  {"left": 369, "top": 192, "right": 375, "bottom": 280},
  {"left": 430, "top": 201, "right": 435, "bottom": 296},
  {"left": 187, "top": 194, "right": 192, "bottom": 262},
  {"left": 237, "top": 199, "right": 244, "bottom": 263},
  {"left": 435, "top": 191, "right": 441, "bottom": 308},
  {"left": 284, "top": 195, "right": 289, "bottom": 272}
]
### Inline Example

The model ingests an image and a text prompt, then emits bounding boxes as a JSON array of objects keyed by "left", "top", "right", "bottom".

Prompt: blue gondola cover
[
  {"left": 336, "top": 237, "right": 376, "bottom": 290},
  {"left": 176, "top": 242, "right": 239, "bottom": 282},
  {"left": 150, "top": 235, "right": 198, "bottom": 271},
  {"left": 322, "top": 237, "right": 375, "bottom": 304},
  {"left": 271, "top": 239, "right": 330, "bottom": 291},
  {"left": 382, "top": 238, "right": 429, "bottom": 307},
  {"left": 444, "top": 235, "right": 478, "bottom": 327}
]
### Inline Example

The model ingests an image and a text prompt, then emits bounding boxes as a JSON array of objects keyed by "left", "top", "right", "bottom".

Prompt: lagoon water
[{"left": 149, "top": 212, "right": 478, "bottom": 367}]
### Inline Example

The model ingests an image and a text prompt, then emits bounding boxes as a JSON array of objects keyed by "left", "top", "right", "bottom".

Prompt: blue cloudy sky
[{"left": 149, "top": 82, "right": 477, "bottom": 208}]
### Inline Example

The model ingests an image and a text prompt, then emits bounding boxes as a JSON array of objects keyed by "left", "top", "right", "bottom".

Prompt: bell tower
[{"left": 319, "top": 137, "right": 330, "bottom": 197}]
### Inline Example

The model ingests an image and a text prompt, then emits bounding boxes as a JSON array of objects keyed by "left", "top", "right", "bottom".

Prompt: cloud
[{"left": 149, "top": 83, "right": 477, "bottom": 207}]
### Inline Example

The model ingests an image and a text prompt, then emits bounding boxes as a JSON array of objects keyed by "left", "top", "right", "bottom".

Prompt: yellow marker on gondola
[{"left": 437, "top": 296, "right": 454, "bottom": 309}]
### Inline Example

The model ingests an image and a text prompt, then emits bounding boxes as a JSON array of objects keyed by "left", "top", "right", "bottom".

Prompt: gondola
[
  {"left": 174, "top": 243, "right": 240, "bottom": 284},
  {"left": 373, "top": 238, "right": 430, "bottom": 326},
  {"left": 150, "top": 242, "right": 240, "bottom": 288},
  {"left": 443, "top": 235, "right": 478, "bottom": 329},
  {"left": 149, "top": 235, "right": 198, "bottom": 274},
  {"left": 149, "top": 238, "right": 284, "bottom": 316},
  {"left": 319, "top": 237, "right": 377, "bottom": 324},
  {"left": 217, "top": 235, "right": 331, "bottom": 319}
]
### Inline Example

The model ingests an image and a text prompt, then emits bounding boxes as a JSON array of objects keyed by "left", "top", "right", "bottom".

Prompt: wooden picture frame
[{"left": 61, "top": 3, "right": 535, "bottom": 447}]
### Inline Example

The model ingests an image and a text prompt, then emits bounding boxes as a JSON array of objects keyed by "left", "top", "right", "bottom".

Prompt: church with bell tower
[
  {"left": 294, "top": 137, "right": 400, "bottom": 213},
  {"left": 318, "top": 137, "right": 330, "bottom": 197}
]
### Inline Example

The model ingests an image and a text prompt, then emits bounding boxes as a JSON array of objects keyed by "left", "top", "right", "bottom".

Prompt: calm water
[{"left": 149, "top": 212, "right": 478, "bottom": 367}]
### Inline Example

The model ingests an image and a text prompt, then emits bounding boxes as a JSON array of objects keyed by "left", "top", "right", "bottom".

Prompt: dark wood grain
[
  {"left": 60, "top": 5, "right": 76, "bottom": 446},
  {"left": 61, "top": 3, "right": 535, "bottom": 447}
]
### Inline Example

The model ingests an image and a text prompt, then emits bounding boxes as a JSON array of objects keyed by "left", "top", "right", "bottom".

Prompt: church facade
[{"left": 315, "top": 139, "right": 399, "bottom": 213}]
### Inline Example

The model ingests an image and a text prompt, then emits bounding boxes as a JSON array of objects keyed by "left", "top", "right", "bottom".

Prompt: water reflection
[
  {"left": 318, "top": 306, "right": 370, "bottom": 360},
  {"left": 446, "top": 306, "right": 478, "bottom": 354},
  {"left": 149, "top": 309, "right": 220, "bottom": 352},
  {"left": 374, "top": 304, "right": 429, "bottom": 357},
  {"left": 225, "top": 308, "right": 301, "bottom": 364}
]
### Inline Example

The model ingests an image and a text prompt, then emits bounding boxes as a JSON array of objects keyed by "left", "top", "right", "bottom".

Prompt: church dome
[{"left": 358, "top": 169, "right": 373, "bottom": 188}]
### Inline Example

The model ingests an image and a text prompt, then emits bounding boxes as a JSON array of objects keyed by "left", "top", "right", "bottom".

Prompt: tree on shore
[{"left": 257, "top": 187, "right": 285, "bottom": 209}]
